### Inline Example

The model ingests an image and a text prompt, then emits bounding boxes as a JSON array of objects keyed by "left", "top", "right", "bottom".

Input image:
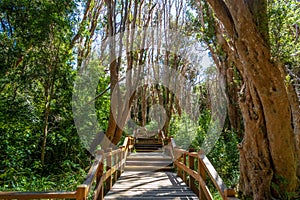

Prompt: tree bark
[
  {"left": 105, "top": 0, "right": 118, "bottom": 144},
  {"left": 206, "top": 0, "right": 298, "bottom": 198}
]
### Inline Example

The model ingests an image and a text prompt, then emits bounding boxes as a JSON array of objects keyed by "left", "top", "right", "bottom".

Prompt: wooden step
[
  {"left": 124, "top": 162, "right": 173, "bottom": 171},
  {"left": 134, "top": 143, "right": 163, "bottom": 152},
  {"left": 135, "top": 138, "right": 162, "bottom": 144},
  {"left": 127, "top": 152, "right": 172, "bottom": 160},
  {"left": 135, "top": 149, "right": 163, "bottom": 153},
  {"left": 126, "top": 160, "right": 172, "bottom": 166},
  {"left": 135, "top": 148, "right": 163, "bottom": 152},
  {"left": 135, "top": 144, "right": 163, "bottom": 147},
  {"left": 135, "top": 143, "right": 162, "bottom": 146},
  {"left": 125, "top": 152, "right": 173, "bottom": 172},
  {"left": 126, "top": 157, "right": 172, "bottom": 161},
  {"left": 124, "top": 165, "right": 173, "bottom": 171}
]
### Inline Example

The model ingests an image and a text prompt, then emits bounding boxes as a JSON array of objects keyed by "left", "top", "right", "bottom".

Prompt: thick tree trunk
[
  {"left": 206, "top": 0, "right": 298, "bottom": 198},
  {"left": 238, "top": 79, "right": 274, "bottom": 198}
]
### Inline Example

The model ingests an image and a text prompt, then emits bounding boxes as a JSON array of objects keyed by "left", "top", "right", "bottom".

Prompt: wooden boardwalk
[
  {"left": 0, "top": 136, "right": 238, "bottom": 200},
  {"left": 105, "top": 152, "right": 199, "bottom": 200}
]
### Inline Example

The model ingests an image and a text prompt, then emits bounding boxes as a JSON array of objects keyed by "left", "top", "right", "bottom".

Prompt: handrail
[
  {"left": 0, "top": 191, "right": 77, "bottom": 199},
  {"left": 0, "top": 136, "right": 134, "bottom": 200},
  {"left": 166, "top": 137, "right": 239, "bottom": 200}
]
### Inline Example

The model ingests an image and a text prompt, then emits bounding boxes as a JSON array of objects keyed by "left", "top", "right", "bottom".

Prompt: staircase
[
  {"left": 105, "top": 139, "right": 198, "bottom": 200},
  {"left": 125, "top": 138, "right": 172, "bottom": 172}
]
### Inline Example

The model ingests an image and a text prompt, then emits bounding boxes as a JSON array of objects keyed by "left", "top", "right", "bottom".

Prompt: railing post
[
  {"left": 129, "top": 137, "right": 133, "bottom": 153},
  {"left": 198, "top": 150, "right": 207, "bottom": 200},
  {"left": 176, "top": 150, "right": 183, "bottom": 179},
  {"left": 170, "top": 138, "right": 176, "bottom": 161},
  {"left": 119, "top": 147, "right": 123, "bottom": 176},
  {"left": 105, "top": 148, "right": 113, "bottom": 194},
  {"left": 188, "top": 153, "right": 197, "bottom": 194},
  {"left": 175, "top": 149, "right": 179, "bottom": 177},
  {"left": 123, "top": 147, "right": 126, "bottom": 171},
  {"left": 76, "top": 184, "right": 88, "bottom": 200},
  {"left": 114, "top": 149, "right": 118, "bottom": 183},
  {"left": 95, "top": 150, "right": 104, "bottom": 200},
  {"left": 165, "top": 137, "right": 171, "bottom": 159},
  {"left": 225, "top": 189, "right": 236, "bottom": 198},
  {"left": 183, "top": 152, "right": 187, "bottom": 184}
]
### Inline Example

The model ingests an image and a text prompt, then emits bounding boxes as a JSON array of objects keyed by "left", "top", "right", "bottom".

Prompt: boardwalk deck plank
[{"left": 105, "top": 152, "right": 199, "bottom": 200}]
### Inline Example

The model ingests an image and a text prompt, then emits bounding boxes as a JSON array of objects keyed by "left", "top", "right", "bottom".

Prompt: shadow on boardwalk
[{"left": 104, "top": 171, "right": 199, "bottom": 200}]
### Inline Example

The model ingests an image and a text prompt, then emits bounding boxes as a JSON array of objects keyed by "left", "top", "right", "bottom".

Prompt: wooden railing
[
  {"left": 0, "top": 136, "right": 134, "bottom": 200},
  {"left": 166, "top": 138, "right": 239, "bottom": 200}
]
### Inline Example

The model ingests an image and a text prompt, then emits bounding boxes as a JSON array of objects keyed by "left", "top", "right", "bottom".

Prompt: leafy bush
[{"left": 169, "top": 109, "right": 240, "bottom": 189}]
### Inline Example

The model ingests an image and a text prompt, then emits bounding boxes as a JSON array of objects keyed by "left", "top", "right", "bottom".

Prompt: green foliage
[
  {"left": 95, "top": 64, "right": 110, "bottom": 132},
  {"left": 0, "top": 161, "right": 87, "bottom": 191},
  {"left": 169, "top": 109, "right": 240, "bottom": 189},
  {"left": 0, "top": 0, "right": 91, "bottom": 192},
  {"left": 194, "top": 110, "right": 240, "bottom": 188},
  {"left": 206, "top": 130, "right": 240, "bottom": 188},
  {"left": 269, "top": 0, "right": 300, "bottom": 64},
  {"left": 72, "top": 58, "right": 110, "bottom": 151},
  {"left": 169, "top": 113, "right": 198, "bottom": 149},
  {"left": 187, "top": 0, "right": 217, "bottom": 47},
  {"left": 268, "top": 0, "right": 300, "bottom": 88}
]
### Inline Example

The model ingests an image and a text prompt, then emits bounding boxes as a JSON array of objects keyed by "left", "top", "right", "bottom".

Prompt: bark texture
[{"left": 206, "top": 0, "right": 298, "bottom": 198}]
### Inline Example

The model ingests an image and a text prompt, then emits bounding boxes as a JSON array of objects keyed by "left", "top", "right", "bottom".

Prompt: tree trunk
[
  {"left": 105, "top": 0, "right": 119, "bottom": 143},
  {"left": 106, "top": 0, "right": 158, "bottom": 145},
  {"left": 41, "top": 73, "right": 55, "bottom": 166},
  {"left": 41, "top": 91, "right": 51, "bottom": 166},
  {"left": 141, "top": 85, "right": 147, "bottom": 127},
  {"left": 238, "top": 79, "right": 274, "bottom": 198},
  {"left": 206, "top": 0, "right": 298, "bottom": 198}
]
